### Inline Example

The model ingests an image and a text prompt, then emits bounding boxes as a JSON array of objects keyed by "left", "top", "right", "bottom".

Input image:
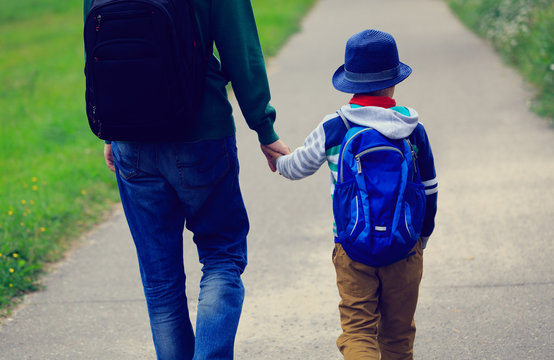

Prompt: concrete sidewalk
[{"left": 1, "top": 0, "right": 553, "bottom": 359}]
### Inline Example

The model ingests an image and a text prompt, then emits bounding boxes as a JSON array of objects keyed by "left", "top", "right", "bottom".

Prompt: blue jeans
[{"left": 112, "top": 137, "right": 248, "bottom": 360}]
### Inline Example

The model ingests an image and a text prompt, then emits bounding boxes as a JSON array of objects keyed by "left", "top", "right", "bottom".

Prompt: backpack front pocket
[{"left": 91, "top": 39, "right": 171, "bottom": 127}]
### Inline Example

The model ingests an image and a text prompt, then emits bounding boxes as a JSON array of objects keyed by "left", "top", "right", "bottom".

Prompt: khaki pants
[{"left": 332, "top": 240, "right": 423, "bottom": 360}]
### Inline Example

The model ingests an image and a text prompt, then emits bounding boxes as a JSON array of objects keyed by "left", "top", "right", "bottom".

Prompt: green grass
[
  {"left": 0, "top": 7, "right": 120, "bottom": 314},
  {"left": 0, "top": 0, "right": 81, "bottom": 23},
  {"left": 0, "top": 0, "right": 317, "bottom": 316},
  {"left": 447, "top": 0, "right": 554, "bottom": 119},
  {"left": 253, "top": 0, "right": 317, "bottom": 57}
]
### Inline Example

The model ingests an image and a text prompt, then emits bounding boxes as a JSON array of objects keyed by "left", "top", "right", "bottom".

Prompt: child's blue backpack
[
  {"left": 84, "top": 0, "right": 206, "bottom": 142},
  {"left": 333, "top": 110, "right": 426, "bottom": 267}
]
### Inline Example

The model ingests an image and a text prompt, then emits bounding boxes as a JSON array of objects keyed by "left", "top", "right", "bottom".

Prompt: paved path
[{"left": 1, "top": 0, "right": 553, "bottom": 359}]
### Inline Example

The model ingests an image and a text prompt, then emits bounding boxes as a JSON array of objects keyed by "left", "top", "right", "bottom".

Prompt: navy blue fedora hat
[{"left": 332, "top": 29, "right": 412, "bottom": 94}]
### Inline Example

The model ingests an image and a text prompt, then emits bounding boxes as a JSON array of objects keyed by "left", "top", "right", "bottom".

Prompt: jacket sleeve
[
  {"left": 276, "top": 122, "right": 327, "bottom": 180},
  {"left": 413, "top": 124, "right": 438, "bottom": 248},
  {"left": 212, "top": 0, "right": 278, "bottom": 145}
]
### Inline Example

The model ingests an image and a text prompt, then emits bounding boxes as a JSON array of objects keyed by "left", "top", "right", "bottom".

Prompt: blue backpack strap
[
  {"left": 336, "top": 109, "right": 351, "bottom": 130},
  {"left": 403, "top": 138, "right": 420, "bottom": 182}
]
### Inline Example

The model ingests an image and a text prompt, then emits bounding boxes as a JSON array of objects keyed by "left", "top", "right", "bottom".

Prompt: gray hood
[{"left": 339, "top": 105, "right": 419, "bottom": 139}]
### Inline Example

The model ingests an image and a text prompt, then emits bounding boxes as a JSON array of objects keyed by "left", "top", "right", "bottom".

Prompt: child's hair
[{"left": 361, "top": 87, "right": 395, "bottom": 97}]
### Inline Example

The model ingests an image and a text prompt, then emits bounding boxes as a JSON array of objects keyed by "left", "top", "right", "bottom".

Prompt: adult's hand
[
  {"left": 104, "top": 143, "right": 115, "bottom": 173},
  {"left": 260, "top": 139, "right": 291, "bottom": 172}
]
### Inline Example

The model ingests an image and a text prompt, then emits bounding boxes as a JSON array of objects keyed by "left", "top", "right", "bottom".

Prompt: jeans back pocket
[{"left": 112, "top": 142, "right": 141, "bottom": 180}]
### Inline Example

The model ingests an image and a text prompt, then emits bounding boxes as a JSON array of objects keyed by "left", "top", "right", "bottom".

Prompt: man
[{"left": 84, "top": 0, "right": 289, "bottom": 358}]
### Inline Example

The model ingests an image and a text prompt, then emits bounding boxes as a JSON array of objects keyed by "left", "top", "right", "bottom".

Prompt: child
[{"left": 266, "top": 29, "right": 438, "bottom": 359}]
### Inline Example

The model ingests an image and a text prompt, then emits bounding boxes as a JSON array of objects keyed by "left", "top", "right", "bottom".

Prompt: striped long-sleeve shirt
[{"left": 276, "top": 103, "right": 438, "bottom": 245}]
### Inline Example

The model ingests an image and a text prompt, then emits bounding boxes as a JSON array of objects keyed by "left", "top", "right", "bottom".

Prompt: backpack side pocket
[
  {"left": 402, "top": 180, "right": 426, "bottom": 242},
  {"left": 333, "top": 179, "right": 365, "bottom": 243}
]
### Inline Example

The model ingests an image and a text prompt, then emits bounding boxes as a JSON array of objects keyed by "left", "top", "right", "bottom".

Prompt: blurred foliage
[{"left": 448, "top": 0, "right": 554, "bottom": 119}]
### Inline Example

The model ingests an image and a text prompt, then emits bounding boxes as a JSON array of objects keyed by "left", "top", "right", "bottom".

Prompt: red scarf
[{"left": 349, "top": 94, "right": 396, "bottom": 108}]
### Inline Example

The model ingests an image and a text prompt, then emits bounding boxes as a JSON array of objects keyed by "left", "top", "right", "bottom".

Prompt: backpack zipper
[
  {"left": 95, "top": 9, "right": 154, "bottom": 32},
  {"left": 404, "top": 211, "right": 413, "bottom": 239},
  {"left": 89, "top": 0, "right": 178, "bottom": 41},
  {"left": 404, "top": 139, "right": 417, "bottom": 181},
  {"left": 339, "top": 128, "right": 372, "bottom": 182},
  {"left": 100, "top": 9, "right": 152, "bottom": 19},
  {"left": 350, "top": 195, "right": 359, "bottom": 236},
  {"left": 95, "top": 14, "right": 102, "bottom": 31}
]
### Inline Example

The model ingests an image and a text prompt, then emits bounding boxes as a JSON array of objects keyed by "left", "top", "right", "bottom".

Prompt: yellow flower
[
  {"left": 40, "top": 227, "right": 46, "bottom": 232},
  {"left": 81, "top": 189, "right": 87, "bottom": 195},
  {"left": 21, "top": 200, "right": 27, "bottom": 205},
  {"left": 9, "top": 284, "right": 13, "bottom": 288},
  {"left": 12, "top": 253, "right": 18, "bottom": 259},
  {"left": 32, "top": 185, "right": 38, "bottom": 191},
  {"left": 9, "top": 268, "right": 15, "bottom": 273},
  {"left": 8, "top": 210, "right": 13, "bottom": 216},
  {"left": 32, "top": 177, "right": 38, "bottom": 182},
  {"left": 20, "top": 222, "right": 25, "bottom": 227},
  {"left": 0, "top": 253, "right": 3, "bottom": 257}
]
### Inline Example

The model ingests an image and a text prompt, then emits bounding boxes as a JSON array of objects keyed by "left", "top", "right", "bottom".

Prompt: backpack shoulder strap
[
  {"left": 336, "top": 109, "right": 350, "bottom": 130},
  {"left": 403, "top": 138, "right": 420, "bottom": 181}
]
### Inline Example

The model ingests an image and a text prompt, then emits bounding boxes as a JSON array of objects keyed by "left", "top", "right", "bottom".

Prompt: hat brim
[{"left": 332, "top": 62, "right": 412, "bottom": 94}]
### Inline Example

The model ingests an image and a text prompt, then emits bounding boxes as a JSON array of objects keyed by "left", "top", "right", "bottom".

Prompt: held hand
[
  {"left": 263, "top": 146, "right": 285, "bottom": 172},
  {"left": 260, "top": 139, "right": 291, "bottom": 172},
  {"left": 104, "top": 143, "right": 115, "bottom": 173}
]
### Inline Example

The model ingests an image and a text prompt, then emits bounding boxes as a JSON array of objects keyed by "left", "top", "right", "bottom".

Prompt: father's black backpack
[{"left": 84, "top": 0, "right": 206, "bottom": 142}]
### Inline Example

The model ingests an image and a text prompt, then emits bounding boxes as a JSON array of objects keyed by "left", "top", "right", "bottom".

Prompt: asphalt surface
[{"left": 1, "top": 0, "right": 553, "bottom": 359}]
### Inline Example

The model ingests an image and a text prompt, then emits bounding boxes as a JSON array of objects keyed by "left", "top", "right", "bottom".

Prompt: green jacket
[{"left": 83, "top": 0, "right": 278, "bottom": 145}]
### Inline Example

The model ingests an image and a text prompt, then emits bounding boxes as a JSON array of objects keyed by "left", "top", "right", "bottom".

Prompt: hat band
[{"left": 344, "top": 65, "right": 400, "bottom": 83}]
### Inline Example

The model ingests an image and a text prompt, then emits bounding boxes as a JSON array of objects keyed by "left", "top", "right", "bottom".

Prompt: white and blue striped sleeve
[
  {"left": 423, "top": 177, "right": 438, "bottom": 196},
  {"left": 276, "top": 122, "right": 327, "bottom": 180}
]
